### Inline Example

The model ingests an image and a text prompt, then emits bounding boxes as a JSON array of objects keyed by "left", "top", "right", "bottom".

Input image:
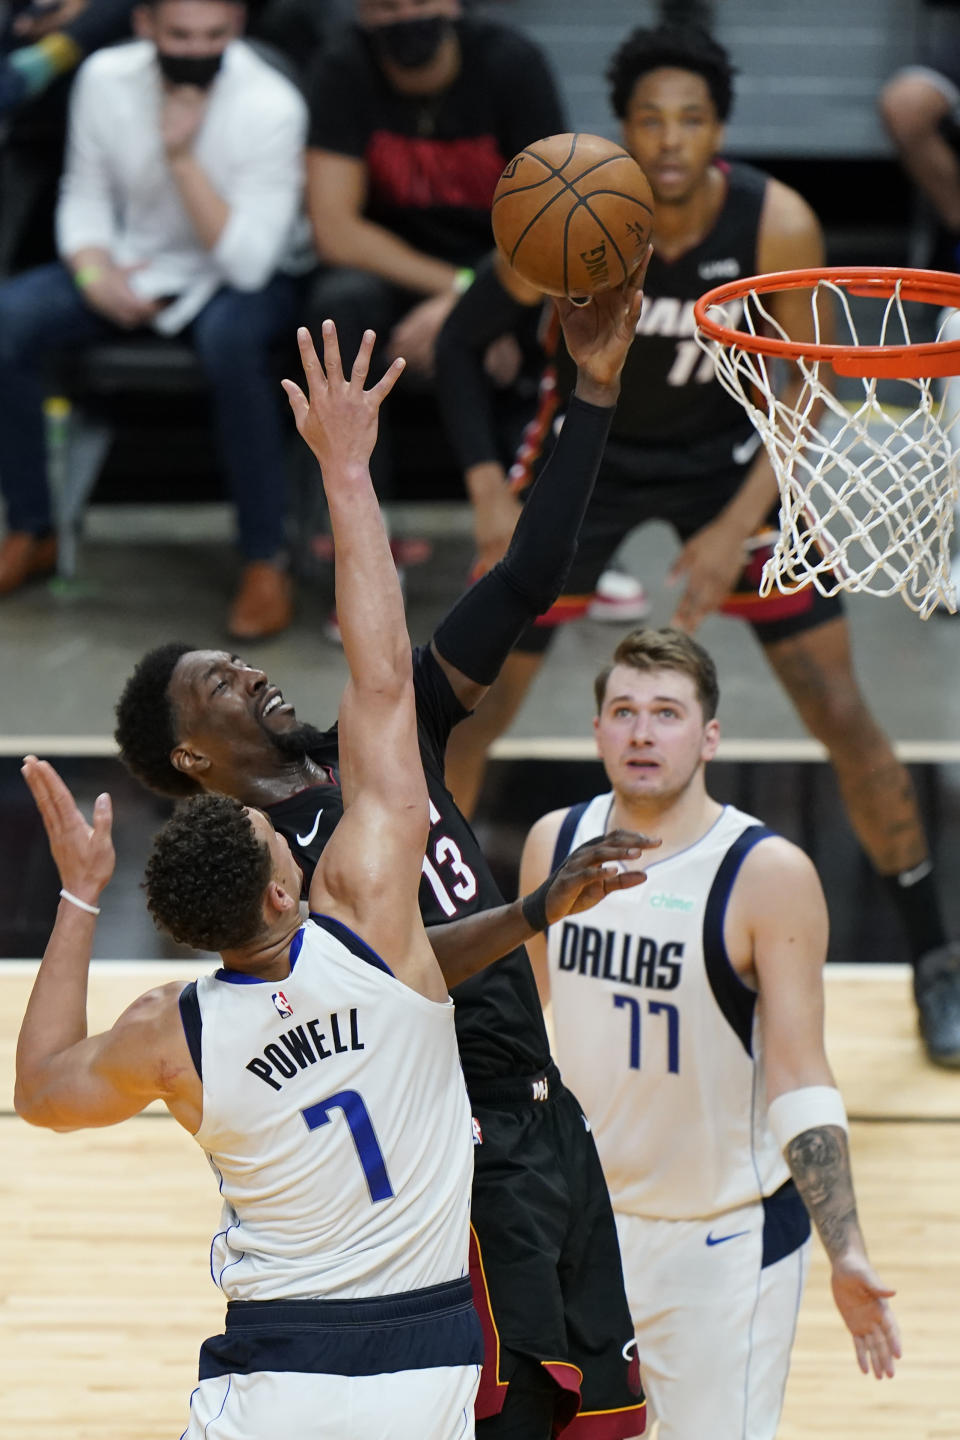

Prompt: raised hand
[
  {"left": 830, "top": 1251, "right": 901, "bottom": 1379},
  {"left": 668, "top": 514, "right": 750, "bottom": 632},
  {"left": 282, "top": 323, "right": 405, "bottom": 474},
  {"left": 556, "top": 243, "right": 653, "bottom": 399},
  {"left": 21, "top": 756, "right": 115, "bottom": 906},
  {"left": 545, "top": 829, "right": 659, "bottom": 924}
]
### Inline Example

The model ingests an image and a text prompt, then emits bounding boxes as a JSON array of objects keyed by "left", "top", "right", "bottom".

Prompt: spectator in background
[
  {"left": 1, "top": 0, "right": 140, "bottom": 276},
  {"left": 0, "top": 0, "right": 136, "bottom": 119},
  {"left": 304, "top": 0, "right": 564, "bottom": 471},
  {"left": 0, "top": 0, "right": 308, "bottom": 638}
]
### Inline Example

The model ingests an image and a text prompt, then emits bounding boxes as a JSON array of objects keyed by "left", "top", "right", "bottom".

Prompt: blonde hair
[{"left": 594, "top": 626, "right": 719, "bottom": 720}]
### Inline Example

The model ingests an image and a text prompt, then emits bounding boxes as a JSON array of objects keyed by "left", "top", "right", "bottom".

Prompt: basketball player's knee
[{"left": 804, "top": 680, "right": 876, "bottom": 749}]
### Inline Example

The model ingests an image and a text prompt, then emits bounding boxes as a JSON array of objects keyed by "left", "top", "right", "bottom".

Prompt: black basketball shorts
[
  {"left": 467, "top": 1061, "right": 645, "bottom": 1437},
  {"left": 515, "top": 442, "right": 843, "bottom": 655}
]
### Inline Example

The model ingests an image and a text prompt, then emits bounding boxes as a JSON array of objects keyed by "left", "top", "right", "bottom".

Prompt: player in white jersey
[
  {"left": 14, "top": 322, "right": 483, "bottom": 1440},
  {"left": 519, "top": 626, "right": 902, "bottom": 1440}
]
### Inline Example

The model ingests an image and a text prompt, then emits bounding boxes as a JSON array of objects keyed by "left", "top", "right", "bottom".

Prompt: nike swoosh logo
[
  {"left": 706, "top": 1229, "right": 750, "bottom": 1246},
  {"left": 732, "top": 433, "right": 762, "bottom": 465},
  {"left": 295, "top": 809, "right": 324, "bottom": 847}
]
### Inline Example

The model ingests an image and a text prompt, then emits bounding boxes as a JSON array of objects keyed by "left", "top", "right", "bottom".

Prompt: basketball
[{"left": 491, "top": 132, "right": 655, "bottom": 298}]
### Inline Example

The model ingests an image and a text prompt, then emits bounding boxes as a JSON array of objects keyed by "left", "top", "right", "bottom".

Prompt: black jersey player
[
  {"left": 114, "top": 282, "right": 652, "bottom": 1440},
  {"left": 433, "top": 20, "right": 960, "bottom": 1070}
]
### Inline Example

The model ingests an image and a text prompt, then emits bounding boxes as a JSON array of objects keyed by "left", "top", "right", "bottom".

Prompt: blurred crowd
[
  {"left": 1, "top": 0, "right": 960, "bottom": 640},
  {"left": 0, "top": 0, "right": 563, "bottom": 640}
]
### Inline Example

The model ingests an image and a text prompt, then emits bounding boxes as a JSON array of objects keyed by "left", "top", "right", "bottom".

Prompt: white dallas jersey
[
  {"left": 548, "top": 799, "right": 788, "bottom": 1221},
  {"left": 186, "top": 916, "right": 473, "bottom": 1301}
]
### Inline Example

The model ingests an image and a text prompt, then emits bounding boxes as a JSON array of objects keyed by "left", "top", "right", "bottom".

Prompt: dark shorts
[
  {"left": 515, "top": 443, "right": 844, "bottom": 656},
  {"left": 468, "top": 1061, "right": 645, "bottom": 1438}
]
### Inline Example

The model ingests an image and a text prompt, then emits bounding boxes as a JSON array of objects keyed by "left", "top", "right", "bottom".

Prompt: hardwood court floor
[{"left": 1, "top": 963, "right": 958, "bottom": 1439}]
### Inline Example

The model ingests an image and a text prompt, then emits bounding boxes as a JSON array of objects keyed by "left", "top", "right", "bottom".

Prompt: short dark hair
[
  {"left": 115, "top": 643, "right": 198, "bottom": 799},
  {"left": 144, "top": 793, "right": 271, "bottom": 951},
  {"left": 607, "top": 23, "right": 735, "bottom": 121},
  {"left": 594, "top": 626, "right": 720, "bottom": 720}
]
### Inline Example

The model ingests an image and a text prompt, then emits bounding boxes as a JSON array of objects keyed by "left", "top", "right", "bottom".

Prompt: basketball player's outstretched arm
[
  {"left": 282, "top": 325, "right": 443, "bottom": 999},
  {"left": 15, "top": 757, "right": 202, "bottom": 1133},
  {"left": 430, "top": 250, "right": 652, "bottom": 714},
  {"left": 733, "top": 838, "right": 902, "bottom": 1380},
  {"left": 431, "top": 828, "right": 655, "bottom": 988}
]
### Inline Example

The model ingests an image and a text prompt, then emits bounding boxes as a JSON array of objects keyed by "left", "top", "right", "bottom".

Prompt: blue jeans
[{"left": 0, "top": 262, "right": 299, "bottom": 559}]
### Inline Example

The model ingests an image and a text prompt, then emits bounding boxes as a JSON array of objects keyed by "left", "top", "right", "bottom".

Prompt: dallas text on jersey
[{"left": 557, "top": 919, "right": 683, "bottom": 990}]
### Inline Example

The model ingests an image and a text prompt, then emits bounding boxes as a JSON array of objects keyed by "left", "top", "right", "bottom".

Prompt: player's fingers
[
  {"left": 21, "top": 756, "right": 56, "bottom": 821},
  {"left": 611, "top": 870, "right": 647, "bottom": 891},
  {"left": 32, "top": 758, "right": 79, "bottom": 828},
  {"left": 603, "top": 828, "right": 661, "bottom": 851},
  {"left": 350, "top": 328, "right": 376, "bottom": 385},
  {"left": 635, "top": 241, "right": 654, "bottom": 290},
  {"left": 853, "top": 1335, "right": 870, "bottom": 1375},
  {"left": 92, "top": 791, "right": 113, "bottom": 839},
  {"left": 296, "top": 325, "right": 326, "bottom": 394},
  {"left": 280, "top": 378, "right": 309, "bottom": 428},
  {"left": 320, "top": 319, "right": 344, "bottom": 385},
  {"left": 371, "top": 355, "right": 407, "bottom": 403}
]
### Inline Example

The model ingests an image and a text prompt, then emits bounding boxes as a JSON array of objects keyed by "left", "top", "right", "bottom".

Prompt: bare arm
[
  {"left": 283, "top": 326, "right": 442, "bottom": 998},
  {"left": 430, "top": 830, "right": 653, "bottom": 988},
  {"left": 670, "top": 181, "right": 826, "bottom": 631},
  {"left": 733, "top": 839, "right": 901, "bottom": 1379},
  {"left": 307, "top": 150, "right": 458, "bottom": 295},
  {"left": 14, "top": 758, "right": 201, "bottom": 1134}
]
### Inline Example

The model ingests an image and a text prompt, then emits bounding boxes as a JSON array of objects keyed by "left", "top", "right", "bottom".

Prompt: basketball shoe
[
  {"left": 914, "top": 942, "right": 960, "bottom": 1067},
  {"left": 587, "top": 569, "right": 650, "bottom": 623}
]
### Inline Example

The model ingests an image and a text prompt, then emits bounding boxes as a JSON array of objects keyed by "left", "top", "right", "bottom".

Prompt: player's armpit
[{"left": 15, "top": 983, "right": 197, "bottom": 1132}]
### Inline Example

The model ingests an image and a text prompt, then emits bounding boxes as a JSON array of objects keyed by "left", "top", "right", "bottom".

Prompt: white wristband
[
  {"left": 60, "top": 887, "right": 101, "bottom": 916},
  {"left": 767, "top": 1085, "right": 848, "bottom": 1151}
]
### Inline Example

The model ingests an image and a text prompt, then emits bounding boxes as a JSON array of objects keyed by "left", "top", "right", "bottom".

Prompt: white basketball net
[{"left": 695, "top": 278, "right": 960, "bottom": 619}]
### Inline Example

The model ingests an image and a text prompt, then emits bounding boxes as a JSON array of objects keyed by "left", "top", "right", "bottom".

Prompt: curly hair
[
  {"left": 594, "top": 626, "right": 720, "bottom": 720},
  {"left": 115, "top": 642, "right": 198, "bottom": 798},
  {"left": 144, "top": 793, "right": 272, "bottom": 951},
  {"left": 607, "top": 23, "right": 735, "bottom": 121}
]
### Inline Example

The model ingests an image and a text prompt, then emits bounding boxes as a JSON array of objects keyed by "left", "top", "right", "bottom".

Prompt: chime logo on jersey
[{"left": 272, "top": 990, "right": 294, "bottom": 1019}]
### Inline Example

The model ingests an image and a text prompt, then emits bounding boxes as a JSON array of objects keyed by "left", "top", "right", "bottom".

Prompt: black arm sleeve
[
  {"left": 434, "top": 253, "right": 540, "bottom": 471},
  {"left": 432, "top": 393, "right": 613, "bottom": 685}
]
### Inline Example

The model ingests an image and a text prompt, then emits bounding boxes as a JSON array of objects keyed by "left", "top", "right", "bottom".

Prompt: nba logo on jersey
[
  {"left": 271, "top": 990, "right": 294, "bottom": 1018},
  {"left": 472, "top": 1117, "right": 483, "bottom": 1146}
]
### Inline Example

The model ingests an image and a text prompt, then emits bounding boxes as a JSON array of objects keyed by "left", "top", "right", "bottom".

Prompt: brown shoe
[
  {"left": 227, "top": 561, "right": 293, "bottom": 640},
  {"left": 0, "top": 532, "right": 57, "bottom": 595}
]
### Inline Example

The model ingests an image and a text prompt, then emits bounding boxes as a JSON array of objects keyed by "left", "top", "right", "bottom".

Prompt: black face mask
[
  {"left": 370, "top": 15, "right": 449, "bottom": 69},
  {"left": 156, "top": 51, "right": 224, "bottom": 88}
]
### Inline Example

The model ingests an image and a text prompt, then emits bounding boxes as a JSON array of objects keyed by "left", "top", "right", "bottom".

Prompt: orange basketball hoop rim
[{"left": 693, "top": 266, "right": 960, "bottom": 379}]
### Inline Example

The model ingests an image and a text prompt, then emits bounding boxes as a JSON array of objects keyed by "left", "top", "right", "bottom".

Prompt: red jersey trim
[{"left": 469, "top": 1222, "right": 510, "bottom": 1420}]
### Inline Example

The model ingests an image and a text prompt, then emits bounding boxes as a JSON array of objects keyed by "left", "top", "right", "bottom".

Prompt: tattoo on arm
[{"left": 785, "top": 1124, "right": 859, "bottom": 1262}]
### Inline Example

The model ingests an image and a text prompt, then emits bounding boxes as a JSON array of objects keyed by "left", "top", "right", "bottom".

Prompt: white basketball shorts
[
  {"left": 616, "top": 1189, "right": 810, "bottom": 1440},
  {"left": 181, "top": 1364, "right": 480, "bottom": 1440}
]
